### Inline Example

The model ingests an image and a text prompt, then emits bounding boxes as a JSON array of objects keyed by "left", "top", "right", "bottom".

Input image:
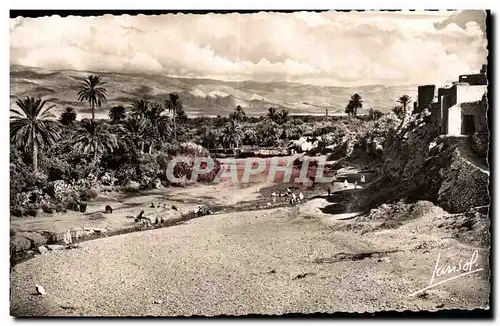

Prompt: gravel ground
[{"left": 10, "top": 206, "right": 489, "bottom": 316}]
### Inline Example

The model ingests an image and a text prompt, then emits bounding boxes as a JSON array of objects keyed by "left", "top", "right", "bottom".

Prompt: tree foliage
[
  {"left": 77, "top": 75, "right": 107, "bottom": 122},
  {"left": 345, "top": 93, "right": 363, "bottom": 117},
  {"left": 73, "top": 119, "right": 118, "bottom": 162},
  {"left": 368, "top": 108, "right": 383, "bottom": 121},
  {"left": 165, "top": 93, "right": 183, "bottom": 141},
  {"left": 109, "top": 105, "right": 126, "bottom": 123},
  {"left": 10, "top": 97, "right": 61, "bottom": 173},
  {"left": 231, "top": 105, "right": 246, "bottom": 122},
  {"left": 60, "top": 107, "right": 77, "bottom": 125},
  {"left": 222, "top": 120, "right": 243, "bottom": 149}
]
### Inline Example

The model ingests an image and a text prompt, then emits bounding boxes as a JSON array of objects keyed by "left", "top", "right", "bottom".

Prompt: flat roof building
[{"left": 423, "top": 66, "right": 487, "bottom": 136}]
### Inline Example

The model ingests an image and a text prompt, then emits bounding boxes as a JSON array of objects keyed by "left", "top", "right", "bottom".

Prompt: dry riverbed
[
  {"left": 10, "top": 204, "right": 489, "bottom": 316},
  {"left": 10, "top": 163, "right": 490, "bottom": 316}
]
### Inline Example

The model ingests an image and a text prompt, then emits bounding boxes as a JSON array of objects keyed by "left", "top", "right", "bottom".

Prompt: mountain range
[{"left": 10, "top": 65, "right": 418, "bottom": 119}]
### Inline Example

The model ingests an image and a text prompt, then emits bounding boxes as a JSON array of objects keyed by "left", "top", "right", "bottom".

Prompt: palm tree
[
  {"left": 222, "top": 120, "right": 243, "bottom": 149},
  {"left": 398, "top": 95, "right": 412, "bottom": 118},
  {"left": 267, "top": 107, "right": 279, "bottom": 123},
  {"left": 10, "top": 97, "right": 61, "bottom": 173},
  {"left": 72, "top": 119, "right": 118, "bottom": 162},
  {"left": 165, "top": 93, "right": 182, "bottom": 142},
  {"left": 345, "top": 102, "right": 354, "bottom": 116},
  {"left": 391, "top": 105, "right": 404, "bottom": 120},
  {"left": 109, "top": 105, "right": 126, "bottom": 124},
  {"left": 277, "top": 108, "right": 289, "bottom": 124},
  {"left": 60, "top": 107, "right": 77, "bottom": 125},
  {"left": 348, "top": 93, "right": 363, "bottom": 117},
  {"left": 145, "top": 102, "right": 164, "bottom": 121},
  {"left": 145, "top": 102, "right": 171, "bottom": 154},
  {"left": 396, "top": 95, "right": 413, "bottom": 133},
  {"left": 77, "top": 75, "right": 107, "bottom": 123},
  {"left": 175, "top": 106, "right": 188, "bottom": 122},
  {"left": 368, "top": 108, "right": 383, "bottom": 121},
  {"left": 130, "top": 99, "right": 150, "bottom": 118},
  {"left": 121, "top": 116, "right": 152, "bottom": 153},
  {"left": 232, "top": 105, "right": 246, "bottom": 122}
]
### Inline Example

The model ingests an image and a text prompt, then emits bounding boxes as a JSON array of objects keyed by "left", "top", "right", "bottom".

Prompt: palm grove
[{"left": 10, "top": 74, "right": 411, "bottom": 216}]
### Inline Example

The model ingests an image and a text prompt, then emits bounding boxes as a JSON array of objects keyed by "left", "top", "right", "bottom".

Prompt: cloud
[
  {"left": 434, "top": 10, "right": 486, "bottom": 34},
  {"left": 10, "top": 10, "right": 488, "bottom": 86}
]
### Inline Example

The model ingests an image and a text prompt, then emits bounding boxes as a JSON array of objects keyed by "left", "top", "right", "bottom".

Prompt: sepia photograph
[{"left": 9, "top": 8, "right": 490, "bottom": 317}]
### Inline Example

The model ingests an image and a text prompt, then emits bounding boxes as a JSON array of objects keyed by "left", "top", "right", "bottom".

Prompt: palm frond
[{"left": 10, "top": 97, "right": 60, "bottom": 150}]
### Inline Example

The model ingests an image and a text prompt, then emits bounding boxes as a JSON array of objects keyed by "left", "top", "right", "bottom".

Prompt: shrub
[
  {"left": 171, "top": 160, "right": 192, "bottom": 184},
  {"left": 101, "top": 172, "right": 117, "bottom": 186},
  {"left": 53, "top": 180, "right": 79, "bottom": 204},
  {"left": 241, "top": 126, "right": 259, "bottom": 146},
  {"left": 135, "top": 154, "right": 161, "bottom": 187},
  {"left": 115, "top": 165, "right": 138, "bottom": 185},
  {"left": 197, "top": 159, "right": 222, "bottom": 183},
  {"left": 55, "top": 203, "right": 67, "bottom": 213},
  {"left": 156, "top": 154, "right": 170, "bottom": 170},
  {"left": 199, "top": 128, "right": 223, "bottom": 149},
  {"left": 11, "top": 207, "right": 24, "bottom": 217},
  {"left": 22, "top": 202, "right": 41, "bottom": 217},
  {"left": 312, "top": 125, "right": 337, "bottom": 137},
  {"left": 66, "top": 200, "right": 81, "bottom": 212},
  {"left": 255, "top": 121, "right": 280, "bottom": 147},
  {"left": 10, "top": 148, "right": 45, "bottom": 207},
  {"left": 11, "top": 192, "right": 30, "bottom": 210},
  {"left": 280, "top": 120, "right": 312, "bottom": 140},
  {"left": 178, "top": 142, "right": 210, "bottom": 157},
  {"left": 368, "top": 108, "right": 384, "bottom": 121},
  {"left": 79, "top": 202, "right": 88, "bottom": 213},
  {"left": 79, "top": 188, "right": 99, "bottom": 201},
  {"left": 42, "top": 202, "right": 56, "bottom": 214},
  {"left": 38, "top": 136, "right": 91, "bottom": 182},
  {"left": 122, "top": 184, "right": 141, "bottom": 194}
]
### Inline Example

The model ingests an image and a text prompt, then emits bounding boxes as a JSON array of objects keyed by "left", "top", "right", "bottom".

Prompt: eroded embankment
[{"left": 349, "top": 123, "right": 490, "bottom": 215}]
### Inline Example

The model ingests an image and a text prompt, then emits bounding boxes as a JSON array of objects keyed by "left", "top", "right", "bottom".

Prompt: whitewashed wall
[
  {"left": 447, "top": 104, "right": 462, "bottom": 136},
  {"left": 456, "top": 85, "right": 487, "bottom": 104}
]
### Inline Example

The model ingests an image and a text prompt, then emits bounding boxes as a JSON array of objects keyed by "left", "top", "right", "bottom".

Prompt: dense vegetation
[{"left": 10, "top": 74, "right": 407, "bottom": 217}]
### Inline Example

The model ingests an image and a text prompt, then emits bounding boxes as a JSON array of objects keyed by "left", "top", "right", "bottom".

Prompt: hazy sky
[{"left": 10, "top": 10, "right": 487, "bottom": 86}]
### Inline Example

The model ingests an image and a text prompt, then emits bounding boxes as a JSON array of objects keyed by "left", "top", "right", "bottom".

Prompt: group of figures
[{"left": 270, "top": 188, "right": 305, "bottom": 204}]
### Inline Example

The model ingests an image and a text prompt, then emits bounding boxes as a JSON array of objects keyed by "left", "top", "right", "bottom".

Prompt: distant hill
[{"left": 10, "top": 65, "right": 418, "bottom": 119}]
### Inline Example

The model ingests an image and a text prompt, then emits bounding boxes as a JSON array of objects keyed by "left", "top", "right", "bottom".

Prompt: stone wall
[{"left": 417, "top": 85, "right": 435, "bottom": 114}]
